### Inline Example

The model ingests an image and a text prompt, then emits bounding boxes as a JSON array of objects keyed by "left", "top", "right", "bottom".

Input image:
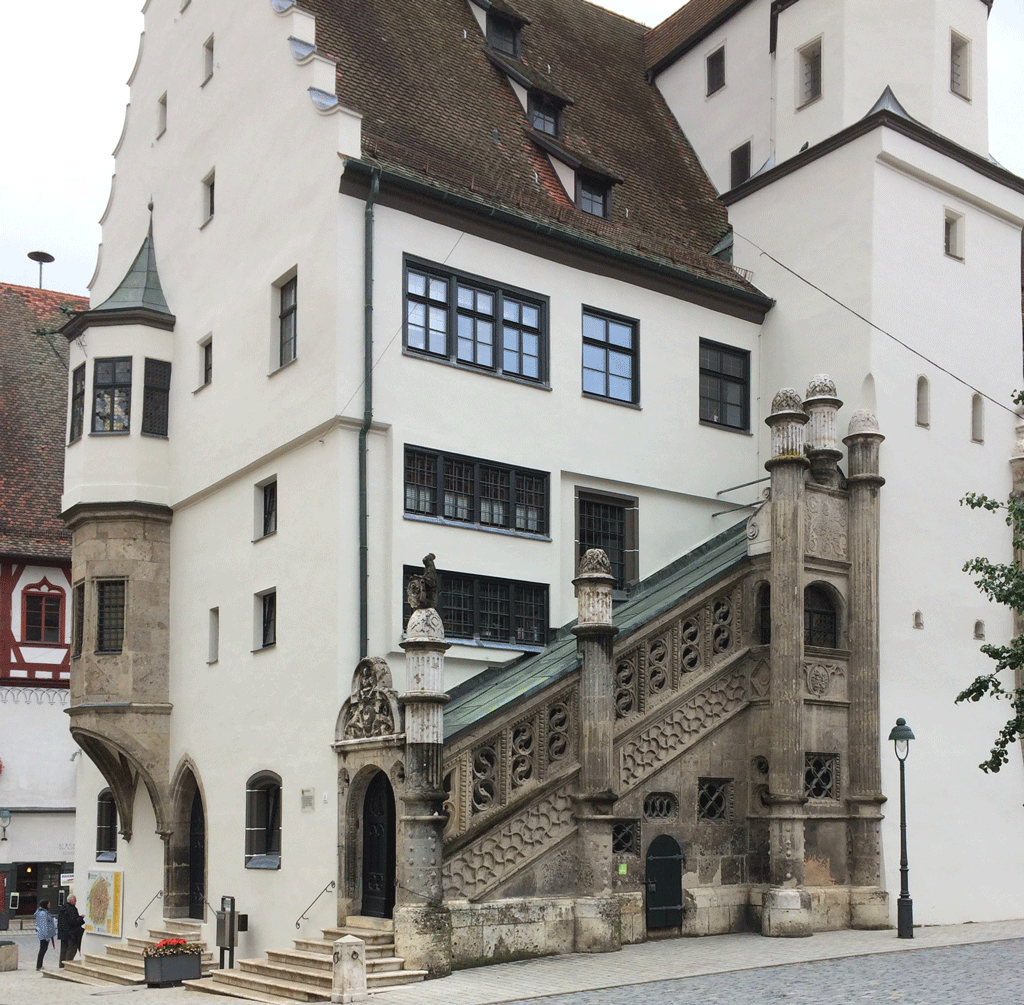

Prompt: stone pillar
[
  {"left": 843, "top": 410, "right": 888, "bottom": 927},
  {"left": 571, "top": 549, "right": 620, "bottom": 953},
  {"left": 803, "top": 375, "right": 843, "bottom": 488},
  {"left": 763, "top": 389, "right": 811, "bottom": 937},
  {"left": 395, "top": 604, "right": 451, "bottom": 976},
  {"left": 331, "top": 935, "right": 368, "bottom": 1004}
]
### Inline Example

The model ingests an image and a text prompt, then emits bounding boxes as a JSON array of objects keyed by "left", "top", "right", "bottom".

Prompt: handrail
[
  {"left": 295, "top": 880, "right": 335, "bottom": 929},
  {"left": 134, "top": 889, "right": 163, "bottom": 928}
]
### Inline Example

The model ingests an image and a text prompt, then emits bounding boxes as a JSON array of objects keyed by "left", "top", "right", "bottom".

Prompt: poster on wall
[{"left": 83, "top": 871, "right": 123, "bottom": 937}]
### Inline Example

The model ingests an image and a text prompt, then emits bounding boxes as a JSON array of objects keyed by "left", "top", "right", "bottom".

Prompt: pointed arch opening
[
  {"left": 361, "top": 771, "right": 396, "bottom": 919},
  {"left": 165, "top": 763, "right": 207, "bottom": 919}
]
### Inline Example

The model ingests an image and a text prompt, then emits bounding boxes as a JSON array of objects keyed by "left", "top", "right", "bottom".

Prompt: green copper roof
[
  {"left": 94, "top": 226, "right": 171, "bottom": 315},
  {"left": 444, "top": 516, "right": 752, "bottom": 741}
]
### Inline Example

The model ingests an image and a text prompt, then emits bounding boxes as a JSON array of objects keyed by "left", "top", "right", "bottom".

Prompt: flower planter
[{"left": 144, "top": 952, "right": 202, "bottom": 986}]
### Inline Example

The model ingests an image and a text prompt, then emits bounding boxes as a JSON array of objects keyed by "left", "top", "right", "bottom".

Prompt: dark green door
[
  {"left": 645, "top": 834, "right": 684, "bottom": 929},
  {"left": 361, "top": 772, "right": 396, "bottom": 918}
]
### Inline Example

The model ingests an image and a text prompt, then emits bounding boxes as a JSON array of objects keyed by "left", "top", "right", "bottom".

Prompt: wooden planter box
[{"left": 144, "top": 953, "right": 202, "bottom": 986}]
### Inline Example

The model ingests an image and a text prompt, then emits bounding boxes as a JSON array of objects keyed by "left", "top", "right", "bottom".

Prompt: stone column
[
  {"left": 843, "top": 410, "right": 888, "bottom": 927},
  {"left": 395, "top": 605, "right": 451, "bottom": 976},
  {"left": 763, "top": 389, "right": 811, "bottom": 937},
  {"left": 803, "top": 375, "right": 843, "bottom": 488},
  {"left": 571, "top": 549, "right": 621, "bottom": 952}
]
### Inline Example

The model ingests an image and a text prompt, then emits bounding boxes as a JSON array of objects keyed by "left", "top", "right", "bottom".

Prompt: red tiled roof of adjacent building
[
  {"left": 0, "top": 282, "right": 86, "bottom": 560},
  {"left": 644, "top": 0, "right": 754, "bottom": 72}
]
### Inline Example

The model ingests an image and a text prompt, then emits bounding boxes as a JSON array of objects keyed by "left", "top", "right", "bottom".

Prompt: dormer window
[
  {"left": 529, "top": 93, "right": 560, "bottom": 137},
  {"left": 577, "top": 175, "right": 610, "bottom": 218},
  {"left": 487, "top": 12, "right": 519, "bottom": 58}
]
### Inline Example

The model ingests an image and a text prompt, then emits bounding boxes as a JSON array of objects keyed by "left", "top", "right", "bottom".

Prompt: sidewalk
[{"left": 2, "top": 918, "right": 1023, "bottom": 1005}]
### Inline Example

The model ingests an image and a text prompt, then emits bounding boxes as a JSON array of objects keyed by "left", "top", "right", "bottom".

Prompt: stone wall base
[
  {"left": 749, "top": 885, "right": 890, "bottom": 934},
  {"left": 761, "top": 888, "right": 813, "bottom": 937},
  {"left": 393, "top": 904, "right": 453, "bottom": 978}
]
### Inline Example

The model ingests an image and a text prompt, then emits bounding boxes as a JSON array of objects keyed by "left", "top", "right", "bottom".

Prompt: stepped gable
[
  {"left": 644, "top": 0, "right": 755, "bottom": 73},
  {"left": 0, "top": 282, "right": 85, "bottom": 560},
  {"left": 444, "top": 517, "right": 751, "bottom": 741},
  {"left": 310, "top": 0, "right": 758, "bottom": 294}
]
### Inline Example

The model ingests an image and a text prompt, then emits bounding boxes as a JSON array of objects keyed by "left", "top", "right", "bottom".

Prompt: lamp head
[{"left": 888, "top": 717, "right": 915, "bottom": 761}]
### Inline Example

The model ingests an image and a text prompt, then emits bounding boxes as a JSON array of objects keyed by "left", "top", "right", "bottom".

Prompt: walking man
[{"left": 58, "top": 895, "right": 85, "bottom": 967}]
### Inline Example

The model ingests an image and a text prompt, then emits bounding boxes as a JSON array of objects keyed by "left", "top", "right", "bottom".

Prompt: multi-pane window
[
  {"left": 142, "top": 358, "right": 172, "bottom": 436},
  {"left": 582, "top": 309, "right": 638, "bottom": 404},
  {"left": 697, "top": 778, "right": 731, "bottom": 821},
  {"left": 404, "top": 566, "right": 548, "bottom": 647},
  {"left": 529, "top": 93, "right": 560, "bottom": 136},
  {"left": 804, "top": 753, "right": 838, "bottom": 799},
  {"left": 93, "top": 357, "right": 132, "bottom": 433},
  {"left": 699, "top": 339, "right": 749, "bottom": 430},
  {"left": 804, "top": 584, "right": 838, "bottom": 648},
  {"left": 486, "top": 12, "right": 519, "bottom": 57},
  {"left": 279, "top": 276, "right": 297, "bottom": 367},
  {"left": 404, "top": 447, "right": 548, "bottom": 535},
  {"left": 577, "top": 492, "right": 638, "bottom": 592},
  {"left": 72, "top": 583, "right": 84, "bottom": 657},
  {"left": 24, "top": 592, "right": 62, "bottom": 644},
  {"left": 577, "top": 175, "right": 609, "bottom": 218},
  {"left": 70, "top": 364, "right": 85, "bottom": 441},
  {"left": 261, "top": 591, "right": 277, "bottom": 648},
  {"left": 245, "top": 772, "right": 282, "bottom": 868},
  {"left": 404, "top": 261, "right": 547, "bottom": 383},
  {"left": 96, "top": 790, "right": 118, "bottom": 862},
  {"left": 96, "top": 580, "right": 126, "bottom": 654},
  {"left": 798, "top": 38, "right": 822, "bottom": 107},
  {"left": 706, "top": 45, "right": 725, "bottom": 95},
  {"left": 730, "top": 141, "right": 751, "bottom": 189}
]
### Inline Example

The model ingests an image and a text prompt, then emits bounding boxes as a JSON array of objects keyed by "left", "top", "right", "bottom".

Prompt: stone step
[
  {"left": 341, "top": 916, "right": 394, "bottom": 932},
  {"left": 80, "top": 951, "right": 142, "bottom": 975},
  {"left": 367, "top": 956, "right": 406, "bottom": 974},
  {"left": 58, "top": 959, "right": 144, "bottom": 986},
  {"left": 292, "top": 938, "right": 335, "bottom": 956},
  {"left": 183, "top": 977, "right": 299, "bottom": 1004},
  {"left": 367, "top": 968, "right": 428, "bottom": 987},
  {"left": 267, "top": 948, "right": 333, "bottom": 972},
  {"left": 324, "top": 925, "right": 394, "bottom": 945},
  {"left": 195, "top": 968, "right": 332, "bottom": 1002},
  {"left": 41, "top": 969, "right": 112, "bottom": 987},
  {"left": 148, "top": 927, "right": 207, "bottom": 944},
  {"left": 238, "top": 958, "right": 332, "bottom": 988},
  {"left": 161, "top": 919, "right": 204, "bottom": 935}
]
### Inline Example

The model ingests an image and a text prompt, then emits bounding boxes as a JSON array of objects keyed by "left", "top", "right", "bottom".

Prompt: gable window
[
  {"left": 798, "top": 38, "right": 822, "bottom": 107},
  {"left": 245, "top": 772, "right": 282, "bottom": 868},
  {"left": 404, "top": 447, "right": 548, "bottom": 534},
  {"left": 278, "top": 275, "right": 297, "bottom": 367},
  {"left": 944, "top": 209, "right": 964, "bottom": 260},
  {"left": 699, "top": 340, "right": 749, "bottom": 430},
  {"left": 804, "top": 584, "right": 838, "bottom": 648},
  {"left": 529, "top": 93, "right": 560, "bottom": 137},
  {"left": 70, "top": 364, "right": 85, "bottom": 442},
  {"left": 23, "top": 588, "right": 63, "bottom": 644},
  {"left": 92, "top": 357, "right": 132, "bottom": 433},
  {"left": 706, "top": 46, "right": 725, "bottom": 95},
  {"left": 404, "top": 260, "right": 546, "bottom": 383},
  {"left": 582, "top": 309, "right": 638, "bottom": 404},
  {"left": 142, "top": 358, "right": 172, "bottom": 436},
  {"left": 96, "top": 790, "right": 118, "bottom": 862},
  {"left": 576, "top": 490, "right": 638, "bottom": 593},
  {"left": 950, "top": 31, "right": 970, "bottom": 99},
  {"left": 486, "top": 12, "right": 519, "bottom": 57},
  {"left": 72, "top": 583, "right": 84, "bottom": 657},
  {"left": 96, "top": 579, "right": 127, "bottom": 654},
  {"left": 730, "top": 141, "right": 751, "bottom": 189},
  {"left": 404, "top": 566, "right": 548, "bottom": 647},
  {"left": 577, "top": 175, "right": 610, "bottom": 218}
]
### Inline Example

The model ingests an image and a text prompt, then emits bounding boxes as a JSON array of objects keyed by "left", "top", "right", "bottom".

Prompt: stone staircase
[
  {"left": 183, "top": 916, "right": 428, "bottom": 1002},
  {"left": 46, "top": 918, "right": 216, "bottom": 987}
]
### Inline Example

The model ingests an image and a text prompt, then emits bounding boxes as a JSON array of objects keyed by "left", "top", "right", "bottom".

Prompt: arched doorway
[
  {"left": 645, "top": 834, "right": 684, "bottom": 929},
  {"left": 188, "top": 789, "right": 205, "bottom": 919},
  {"left": 361, "top": 771, "right": 396, "bottom": 918}
]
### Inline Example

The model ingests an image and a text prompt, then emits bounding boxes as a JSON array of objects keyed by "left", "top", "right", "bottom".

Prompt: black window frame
[
  {"left": 697, "top": 777, "right": 732, "bottom": 821},
  {"left": 403, "top": 565, "right": 549, "bottom": 649},
  {"left": 486, "top": 11, "right": 520, "bottom": 57},
  {"left": 804, "top": 752, "right": 839, "bottom": 800},
  {"left": 804, "top": 584, "right": 838, "bottom": 648},
  {"left": 92, "top": 357, "right": 132, "bottom": 434},
  {"left": 403, "top": 446, "right": 549, "bottom": 536},
  {"left": 96, "top": 789, "right": 118, "bottom": 862},
  {"left": 70, "top": 364, "right": 85, "bottom": 442},
  {"left": 529, "top": 92, "right": 561, "bottom": 137},
  {"left": 706, "top": 45, "right": 725, "bottom": 95},
  {"left": 141, "top": 358, "right": 172, "bottom": 437},
  {"left": 96, "top": 579, "right": 126, "bottom": 654},
  {"left": 730, "top": 141, "right": 751, "bottom": 189},
  {"left": 202, "top": 339, "right": 213, "bottom": 386},
  {"left": 576, "top": 174, "right": 610, "bottom": 218},
  {"left": 260, "top": 591, "right": 277, "bottom": 649},
  {"left": 581, "top": 307, "right": 639, "bottom": 405},
  {"left": 262, "top": 481, "right": 278, "bottom": 537},
  {"left": 279, "top": 276, "right": 297, "bottom": 367},
  {"left": 575, "top": 490, "right": 639, "bottom": 594},
  {"left": 245, "top": 771, "right": 282, "bottom": 868},
  {"left": 403, "top": 258, "right": 548, "bottom": 385},
  {"left": 699, "top": 338, "right": 750, "bottom": 431}
]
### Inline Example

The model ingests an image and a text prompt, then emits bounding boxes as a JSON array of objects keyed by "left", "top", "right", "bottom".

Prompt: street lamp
[
  {"left": 0, "top": 808, "right": 10, "bottom": 841},
  {"left": 888, "top": 717, "right": 915, "bottom": 938}
]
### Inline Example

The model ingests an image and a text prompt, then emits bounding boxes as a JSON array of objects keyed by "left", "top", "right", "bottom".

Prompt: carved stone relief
[
  {"left": 804, "top": 489, "right": 848, "bottom": 561},
  {"left": 804, "top": 661, "right": 846, "bottom": 699},
  {"left": 338, "top": 656, "right": 401, "bottom": 740},
  {"left": 749, "top": 660, "right": 771, "bottom": 699}
]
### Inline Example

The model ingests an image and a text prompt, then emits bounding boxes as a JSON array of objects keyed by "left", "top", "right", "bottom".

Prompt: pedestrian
[
  {"left": 34, "top": 899, "right": 57, "bottom": 970},
  {"left": 57, "top": 894, "right": 85, "bottom": 967}
]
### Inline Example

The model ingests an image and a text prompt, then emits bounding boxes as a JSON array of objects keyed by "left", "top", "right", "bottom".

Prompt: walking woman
[{"left": 34, "top": 899, "right": 57, "bottom": 970}]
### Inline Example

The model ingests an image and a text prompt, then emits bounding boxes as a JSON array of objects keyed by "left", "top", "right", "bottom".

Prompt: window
[
  {"left": 576, "top": 491, "right": 638, "bottom": 592},
  {"left": 913, "top": 609, "right": 924, "bottom": 630},
  {"left": 208, "top": 607, "right": 219, "bottom": 663},
  {"left": 730, "top": 141, "right": 751, "bottom": 189},
  {"left": 92, "top": 357, "right": 132, "bottom": 433},
  {"left": 486, "top": 12, "right": 519, "bottom": 57},
  {"left": 950, "top": 31, "right": 970, "bottom": 99},
  {"left": 69, "top": 364, "right": 85, "bottom": 442},
  {"left": 23, "top": 589, "right": 62, "bottom": 644},
  {"left": 577, "top": 174, "right": 610, "bottom": 218},
  {"left": 804, "top": 753, "right": 838, "bottom": 799},
  {"left": 96, "top": 790, "right": 118, "bottom": 862},
  {"left": 278, "top": 276, "right": 297, "bottom": 367},
  {"left": 798, "top": 38, "right": 822, "bottom": 107},
  {"left": 643, "top": 793, "right": 678, "bottom": 819},
  {"left": 971, "top": 393, "right": 984, "bottom": 443},
  {"left": 804, "top": 584, "right": 837, "bottom": 648},
  {"left": 245, "top": 772, "right": 281, "bottom": 868},
  {"left": 706, "top": 45, "right": 725, "bottom": 95},
  {"left": 944, "top": 209, "right": 964, "bottom": 260},
  {"left": 203, "top": 34, "right": 214, "bottom": 83},
  {"left": 404, "top": 260, "right": 546, "bottom": 383},
  {"left": 529, "top": 93, "right": 560, "bottom": 137},
  {"left": 258, "top": 590, "right": 276, "bottom": 649},
  {"left": 96, "top": 580, "right": 126, "bottom": 654},
  {"left": 697, "top": 778, "right": 732, "bottom": 821},
  {"left": 200, "top": 337, "right": 213, "bottom": 387},
  {"left": 142, "top": 358, "right": 171, "bottom": 436},
  {"left": 203, "top": 170, "right": 215, "bottom": 222},
  {"left": 582, "top": 309, "right": 638, "bottom": 404},
  {"left": 157, "top": 92, "right": 167, "bottom": 137},
  {"left": 699, "top": 340, "right": 749, "bottom": 430},
  {"left": 404, "top": 565, "right": 548, "bottom": 647},
  {"left": 916, "top": 375, "right": 930, "bottom": 427},
  {"left": 403, "top": 447, "right": 548, "bottom": 534},
  {"left": 974, "top": 620, "right": 986, "bottom": 640},
  {"left": 72, "top": 583, "right": 84, "bottom": 657},
  {"left": 612, "top": 820, "right": 640, "bottom": 856},
  {"left": 756, "top": 583, "right": 771, "bottom": 645}
]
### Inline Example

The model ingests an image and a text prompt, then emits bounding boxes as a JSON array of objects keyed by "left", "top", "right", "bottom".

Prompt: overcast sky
[{"left": 2, "top": 1, "right": 1020, "bottom": 297}]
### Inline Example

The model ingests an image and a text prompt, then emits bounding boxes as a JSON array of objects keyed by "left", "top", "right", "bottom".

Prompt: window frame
[
  {"left": 22, "top": 587, "right": 64, "bottom": 645},
  {"left": 96, "top": 579, "right": 127, "bottom": 654},
  {"left": 486, "top": 11, "right": 520, "bottom": 57},
  {"left": 944, "top": 208, "right": 965, "bottom": 261},
  {"left": 699, "top": 339, "right": 750, "bottom": 431},
  {"left": 255, "top": 478, "right": 278, "bottom": 540},
  {"left": 528, "top": 92, "right": 561, "bottom": 137},
  {"left": 245, "top": 772, "right": 282, "bottom": 869},
  {"left": 797, "top": 37, "right": 823, "bottom": 109},
  {"left": 96, "top": 789, "right": 118, "bottom": 862},
  {"left": 804, "top": 584, "right": 839, "bottom": 649},
  {"left": 575, "top": 489, "right": 639, "bottom": 594},
  {"left": 403, "top": 446, "right": 549, "bottom": 536},
  {"left": 199, "top": 336, "right": 213, "bottom": 388},
  {"left": 278, "top": 275, "right": 297, "bottom": 368},
  {"left": 92, "top": 357, "right": 132, "bottom": 434},
  {"left": 706, "top": 45, "right": 725, "bottom": 96},
  {"left": 256, "top": 589, "right": 277, "bottom": 650},
  {"left": 69, "top": 364, "right": 85, "bottom": 442},
  {"left": 950, "top": 30, "right": 971, "bottom": 100},
  {"left": 576, "top": 174, "right": 610, "bottom": 218},
  {"left": 730, "top": 140, "right": 751, "bottom": 189},
  {"left": 581, "top": 307, "right": 639, "bottom": 406},
  {"left": 141, "top": 358, "right": 172, "bottom": 437},
  {"left": 403, "top": 257, "right": 548, "bottom": 385}
]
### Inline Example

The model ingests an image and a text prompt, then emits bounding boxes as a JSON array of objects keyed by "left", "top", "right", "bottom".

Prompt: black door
[
  {"left": 188, "top": 789, "right": 205, "bottom": 920},
  {"left": 645, "top": 834, "right": 684, "bottom": 929},
  {"left": 361, "top": 772, "right": 396, "bottom": 919}
]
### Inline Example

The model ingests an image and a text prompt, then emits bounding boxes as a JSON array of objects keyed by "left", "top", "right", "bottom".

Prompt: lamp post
[
  {"left": 888, "top": 717, "right": 915, "bottom": 938},
  {"left": 0, "top": 809, "right": 10, "bottom": 841}
]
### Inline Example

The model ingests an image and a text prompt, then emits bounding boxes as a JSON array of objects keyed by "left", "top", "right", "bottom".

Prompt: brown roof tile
[
  {"left": 645, "top": 0, "right": 755, "bottom": 72},
  {"left": 0, "top": 282, "right": 85, "bottom": 560}
]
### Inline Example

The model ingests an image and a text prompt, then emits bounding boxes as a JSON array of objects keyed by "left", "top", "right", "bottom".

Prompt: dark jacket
[{"left": 57, "top": 902, "right": 84, "bottom": 940}]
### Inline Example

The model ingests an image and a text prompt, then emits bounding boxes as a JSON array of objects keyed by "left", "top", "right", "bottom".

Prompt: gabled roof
[
  {"left": 0, "top": 282, "right": 86, "bottom": 561},
  {"left": 309, "top": 0, "right": 764, "bottom": 301},
  {"left": 443, "top": 517, "right": 751, "bottom": 741}
]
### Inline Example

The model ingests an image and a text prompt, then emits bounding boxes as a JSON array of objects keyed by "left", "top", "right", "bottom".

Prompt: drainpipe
[{"left": 359, "top": 169, "right": 380, "bottom": 659}]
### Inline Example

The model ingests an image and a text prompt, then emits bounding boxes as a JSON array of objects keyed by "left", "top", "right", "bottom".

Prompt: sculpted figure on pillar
[{"left": 406, "top": 553, "right": 439, "bottom": 610}]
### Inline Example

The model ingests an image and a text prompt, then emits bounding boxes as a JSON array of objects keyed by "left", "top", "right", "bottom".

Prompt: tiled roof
[
  {"left": 0, "top": 283, "right": 86, "bottom": 560},
  {"left": 310, "top": 0, "right": 761, "bottom": 297},
  {"left": 444, "top": 517, "right": 751, "bottom": 740},
  {"left": 644, "top": 0, "right": 755, "bottom": 72}
]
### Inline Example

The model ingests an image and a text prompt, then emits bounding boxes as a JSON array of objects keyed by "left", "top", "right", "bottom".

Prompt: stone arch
[{"left": 165, "top": 756, "right": 208, "bottom": 919}]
